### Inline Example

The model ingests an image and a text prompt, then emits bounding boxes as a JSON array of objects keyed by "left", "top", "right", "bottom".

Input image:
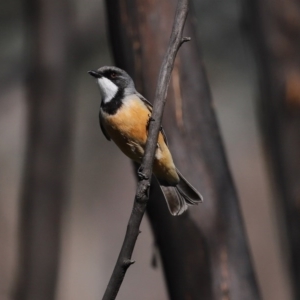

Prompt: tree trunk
[
  {"left": 14, "top": 0, "right": 73, "bottom": 299},
  {"left": 246, "top": 0, "right": 300, "bottom": 298},
  {"left": 105, "top": 0, "right": 260, "bottom": 299}
]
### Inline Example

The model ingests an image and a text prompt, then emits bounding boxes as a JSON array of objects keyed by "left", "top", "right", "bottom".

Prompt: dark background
[{"left": 0, "top": 0, "right": 292, "bottom": 299}]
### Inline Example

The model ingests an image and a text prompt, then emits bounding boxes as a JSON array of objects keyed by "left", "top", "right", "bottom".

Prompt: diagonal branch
[{"left": 102, "top": 0, "right": 189, "bottom": 299}]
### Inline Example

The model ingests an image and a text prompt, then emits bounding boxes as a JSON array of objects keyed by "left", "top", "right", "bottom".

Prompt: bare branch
[{"left": 102, "top": 0, "right": 189, "bottom": 299}]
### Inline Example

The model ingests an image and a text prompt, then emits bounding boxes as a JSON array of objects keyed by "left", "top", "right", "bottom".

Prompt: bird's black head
[
  {"left": 88, "top": 66, "right": 136, "bottom": 114},
  {"left": 88, "top": 66, "right": 135, "bottom": 103}
]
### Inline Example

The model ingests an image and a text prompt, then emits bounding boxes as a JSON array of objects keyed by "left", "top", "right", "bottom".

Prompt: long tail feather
[
  {"left": 176, "top": 169, "right": 203, "bottom": 205},
  {"left": 159, "top": 170, "right": 203, "bottom": 216},
  {"left": 160, "top": 186, "right": 188, "bottom": 216}
]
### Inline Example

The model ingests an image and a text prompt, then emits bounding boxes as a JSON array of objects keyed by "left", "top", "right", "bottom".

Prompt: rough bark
[
  {"left": 14, "top": 0, "right": 73, "bottom": 299},
  {"left": 105, "top": 0, "right": 260, "bottom": 299},
  {"left": 245, "top": 0, "right": 300, "bottom": 298}
]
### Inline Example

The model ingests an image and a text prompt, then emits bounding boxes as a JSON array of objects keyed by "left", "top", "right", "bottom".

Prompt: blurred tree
[
  {"left": 246, "top": 0, "right": 300, "bottom": 298},
  {"left": 105, "top": 0, "right": 261, "bottom": 299},
  {"left": 14, "top": 0, "right": 73, "bottom": 299}
]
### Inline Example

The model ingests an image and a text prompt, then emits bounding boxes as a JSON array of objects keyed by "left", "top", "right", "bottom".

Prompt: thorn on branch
[
  {"left": 123, "top": 259, "right": 135, "bottom": 269},
  {"left": 179, "top": 37, "right": 191, "bottom": 47}
]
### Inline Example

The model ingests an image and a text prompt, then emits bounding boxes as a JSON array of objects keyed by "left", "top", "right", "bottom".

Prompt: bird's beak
[{"left": 88, "top": 70, "right": 102, "bottom": 78}]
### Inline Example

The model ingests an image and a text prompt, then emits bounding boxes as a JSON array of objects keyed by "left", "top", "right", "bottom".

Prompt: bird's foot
[
  {"left": 146, "top": 116, "right": 155, "bottom": 129},
  {"left": 137, "top": 167, "right": 149, "bottom": 180}
]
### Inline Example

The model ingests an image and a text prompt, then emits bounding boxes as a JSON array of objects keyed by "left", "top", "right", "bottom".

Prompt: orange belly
[{"left": 101, "top": 95, "right": 179, "bottom": 185}]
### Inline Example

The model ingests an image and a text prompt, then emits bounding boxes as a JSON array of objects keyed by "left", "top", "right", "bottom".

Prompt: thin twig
[{"left": 102, "top": 0, "right": 189, "bottom": 299}]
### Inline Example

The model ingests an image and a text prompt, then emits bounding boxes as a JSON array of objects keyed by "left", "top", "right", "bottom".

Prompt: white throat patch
[{"left": 97, "top": 77, "right": 118, "bottom": 103}]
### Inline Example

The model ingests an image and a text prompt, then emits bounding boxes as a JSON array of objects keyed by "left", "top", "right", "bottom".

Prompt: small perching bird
[{"left": 88, "top": 66, "right": 203, "bottom": 215}]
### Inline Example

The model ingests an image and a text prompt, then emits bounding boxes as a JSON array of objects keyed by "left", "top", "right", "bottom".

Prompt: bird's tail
[{"left": 159, "top": 170, "right": 203, "bottom": 216}]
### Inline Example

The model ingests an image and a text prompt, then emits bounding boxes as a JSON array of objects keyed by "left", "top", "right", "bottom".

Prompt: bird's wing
[
  {"left": 136, "top": 92, "right": 153, "bottom": 111},
  {"left": 99, "top": 111, "right": 111, "bottom": 141},
  {"left": 136, "top": 92, "right": 168, "bottom": 146}
]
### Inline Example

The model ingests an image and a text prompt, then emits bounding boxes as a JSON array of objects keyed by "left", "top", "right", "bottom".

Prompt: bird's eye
[{"left": 111, "top": 72, "right": 117, "bottom": 78}]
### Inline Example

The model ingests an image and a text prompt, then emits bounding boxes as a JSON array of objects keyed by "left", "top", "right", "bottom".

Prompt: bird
[{"left": 88, "top": 66, "right": 203, "bottom": 215}]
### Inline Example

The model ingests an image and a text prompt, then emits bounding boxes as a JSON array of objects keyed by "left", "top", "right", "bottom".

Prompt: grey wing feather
[
  {"left": 136, "top": 92, "right": 153, "bottom": 111},
  {"left": 136, "top": 92, "right": 168, "bottom": 146},
  {"left": 99, "top": 112, "right": 111, "bottom": 141}
]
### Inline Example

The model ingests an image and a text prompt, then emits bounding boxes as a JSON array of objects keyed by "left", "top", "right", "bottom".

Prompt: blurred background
[{"left": 1, "top": 0, "right": 299, "bottom": 299}]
